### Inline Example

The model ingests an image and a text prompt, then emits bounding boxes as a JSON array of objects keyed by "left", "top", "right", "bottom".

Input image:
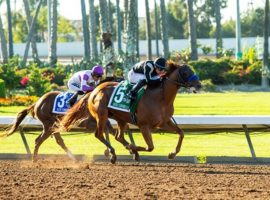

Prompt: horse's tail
[
  {"left": 58, "top": 93, "right": 91, "bottom": 132},
  {"left": 1, "top": 104, "right": 35, "bottom": 137}
]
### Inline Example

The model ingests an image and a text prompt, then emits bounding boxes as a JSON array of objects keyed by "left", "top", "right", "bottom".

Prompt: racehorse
[
  {"left": 60, "top": 61, "right": 201, "bottom": 163},
  {"left": 1, "top": 78, "right": 117, "bottom": 162}
]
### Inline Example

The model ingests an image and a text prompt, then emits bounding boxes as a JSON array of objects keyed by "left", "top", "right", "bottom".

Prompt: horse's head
[{"left": 166, "top": 61, "right": 202, "bottom": 92}]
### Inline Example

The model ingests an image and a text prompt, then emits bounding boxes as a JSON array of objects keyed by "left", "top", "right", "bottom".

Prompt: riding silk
[
  {"left": 108, "top": 81, "right": 145, "bottom": 113},
  {"left": 52, "top": 92, "right": 74, "bottom": 114}
]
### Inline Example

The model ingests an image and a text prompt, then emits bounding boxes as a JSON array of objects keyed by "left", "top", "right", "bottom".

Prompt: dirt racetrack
[{"left": 0, "top": 159, "right": 270, "bottom": 200}]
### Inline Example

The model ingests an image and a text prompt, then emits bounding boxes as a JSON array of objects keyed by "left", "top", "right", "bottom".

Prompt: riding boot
[
  {"left": 128, "top": 79, "right": 147, "bottom": 103},
  {"left": 68, "top": 91, "right": 80, "bottom": 107}
]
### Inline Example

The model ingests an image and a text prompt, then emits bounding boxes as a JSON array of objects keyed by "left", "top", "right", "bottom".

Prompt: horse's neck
[{"left": 162, "top": 78, "right": 178, "bottom": 105}]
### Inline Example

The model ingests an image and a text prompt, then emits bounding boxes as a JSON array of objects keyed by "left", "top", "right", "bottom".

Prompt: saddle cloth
[
  {"left": 52, "top": 92, "right": 74, "bottom": 114},
  {"left": 108, "top": 80, "right": 144, "bottom": 113}
]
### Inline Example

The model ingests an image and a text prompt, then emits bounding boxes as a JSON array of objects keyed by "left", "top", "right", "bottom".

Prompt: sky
[{"left": 0, "top": 0, "right": 266, "bottom": 22}]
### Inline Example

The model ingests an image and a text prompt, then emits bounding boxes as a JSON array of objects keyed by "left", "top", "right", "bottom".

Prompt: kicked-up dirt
[{"left": 0, "top": 159, "right": 270, "bottom": 200}]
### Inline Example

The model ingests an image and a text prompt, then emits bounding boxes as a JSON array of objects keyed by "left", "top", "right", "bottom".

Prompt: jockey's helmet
[
  {"left": 92, "top": 65, "right": 104, "bottom": 77},
  {"left": 154, "top": 57, "right": 167, "bottom": 70}
]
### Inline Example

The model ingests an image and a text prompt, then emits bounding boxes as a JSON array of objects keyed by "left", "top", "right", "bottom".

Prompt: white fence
[
  {"left": 1, "top": 115, "right": 270, "bottom": 159},
  {"left": 9, "top": 37, "right": 264, "bottom": 58}
]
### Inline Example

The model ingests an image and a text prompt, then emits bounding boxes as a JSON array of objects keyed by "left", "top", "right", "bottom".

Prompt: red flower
[{"left": 20, "top": 77, "right": 29, "bottom": 86}]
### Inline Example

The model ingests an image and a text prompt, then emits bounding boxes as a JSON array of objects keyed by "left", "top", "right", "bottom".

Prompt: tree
[
  {"left": 22, "top": 0, "right": 43, "bottom": 67},
  {"left": 23, "top": 0, "right": 40, "bottom": 63},
  {"left": 48, "top": 0, "right": 58, "bottom": 66},
  {"left": 99, "top": 0, "right": 114, "bottom": 75},
  {"left": 214, "top": 0, "right": 222, "bottom": 58},
  {"left": 0, "top": 12, "right": 8, "bottom": 63},
  {"left": 187, "top": 0, "right": 198, "bottom": 60},
  {"left": 81, "top": 0, "right": 90, "bottom": 62},
  {"left": 116, "top": 0, "right": 122, "bottom": 53},
  {"left": 154, "top": 0, "right": 160, "bottom": 56},
  {"left": 145, "top": 0, "right": 152, "bottom": 60},
  {"left": 6, "top": 0, "right": 14, "bottom": 58},
  {"left": 125, "top": 0, "right": 137, "bottom": 73},
  {"left": 89, "top": 0, "right": 98, "bottom": 60},
  {"left": 262, "top": 0, "right": 269, "bottom": 88},
  {"left": 160, "top": 0, "right": 169, "bottom": 58}
]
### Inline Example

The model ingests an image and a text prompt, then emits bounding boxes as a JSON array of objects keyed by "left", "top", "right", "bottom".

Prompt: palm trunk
[
  {"left": 154, "top": 0, "right": 160, "bottom": 57},
  {"left": 88, "top": 0, "right": 98, "bottom": 59},
  {"left": 145, "top": 0, "right": 152, "bottom": 60},
  {"left": 187, "top": 0, "right": 198, "bottom": 60},
  {"left": 81, "top": 0, "right": 90, "bottom": 62},
  {"left": 262, "top": 0, "right": 270, "bottom": 88},
  {"left": 22, "top": 0, "right": 43, "bottom": 67},
  {"left": 48, "top": 0, "right": 58, "bottom": 66},
  {"left": 160, "top": 0, "right": 169, "bottom": 58},
  {"left": 116, "top": 0, "right": 122, "bottom": 53},
  {"left": 23, "top": 0, "right": 40, "bottom": 63},
  {"left": 214, "top": 0, "right": 222, "bottom": 58},
  {"left": 0, "top": 15, "right": 8, "bottom": 63},
  {"left": 99, "top": 0, "right": 114, "bottom": 75},
  {"left": 6, "top": 0, "right": 14, "bottom": 58},
  {"left": 125, "top": 0, "right": 137, "bottom": 73}
]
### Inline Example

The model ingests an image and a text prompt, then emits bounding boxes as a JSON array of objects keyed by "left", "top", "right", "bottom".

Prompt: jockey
[
  {"left": 127, "top": 57, "right": 167, "bottom": 102},
  {"left": 67, "top": 65, "right": 104, "bottom": 107}
]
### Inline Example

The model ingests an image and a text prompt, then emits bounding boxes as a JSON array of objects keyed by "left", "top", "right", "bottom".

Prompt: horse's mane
[{"left": 166, "top": 60, "right": 184, "bottom": 76}]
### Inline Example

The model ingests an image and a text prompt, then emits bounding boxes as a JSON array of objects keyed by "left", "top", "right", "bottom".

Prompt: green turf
[
  {"left": 1, "top": 92, "right": 270, "bottom": 116},
  {"left": 0, "top": 131, "right": 270, "bottom": 158}
]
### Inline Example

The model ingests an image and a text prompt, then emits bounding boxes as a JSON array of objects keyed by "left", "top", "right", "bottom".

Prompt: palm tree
[
  {"left": 88, "top": 0, "right": 98, "bottom": 59},
  {"left": 160, "top": 0, "right": 169, "bottom": 58},
  {"left": 6, "top": 0, "right": 14, "bottom": 58},
  {"left": 23, "top": 0, "right": 40, "bottom": 63},
  {"left": 0, "top": 14, "right": 8, "bottom": 63},
  {"left": 262, "top": 0, "right": 270, "bottom": 88},
  {"left": 187, "top": 0, "right": 198, "bottom": 60},
  {"left": 22, "top": 0, "right": 43, "bottom": 67},
  {"left": 214, "top": 0, "right": 222, "bottom": 58},
  {"left": 48, "top": 0, "right": 58, "bottom": 66},
  {"left": 81, "top": 0, "right": 90, "bottom": 62},
  {"left": 116, "top": 0, "right": 122, "bottom": 53},
  {"left": 154, "top": 0, "right": 160, "bottom": 57},
  {"left": 145, "top": 0, "right": 152, "bottom": 60},
  {"left": 125, "top": 0, "right": 137, "bottom": 73},
  {"left": 99, "top": 0, "right": 114, "bottom": 75}
]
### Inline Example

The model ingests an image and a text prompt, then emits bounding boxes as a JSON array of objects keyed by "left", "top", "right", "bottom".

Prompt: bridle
[{"left": 164, "top": 67, "right": 199, "bottom": 88}]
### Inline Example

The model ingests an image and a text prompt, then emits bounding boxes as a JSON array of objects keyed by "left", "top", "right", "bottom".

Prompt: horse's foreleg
[
  {"left": 161, "top": 119, "right": 184, "bottom": 159},
  {"left": 115, "top": 120, "right": 130, "bottom": 146},
  {"left": 53, "top": 132, "right": 76, "bottom": 161},
  {"left": 126, "top": 126, "right": 154, "bottom": 161}
]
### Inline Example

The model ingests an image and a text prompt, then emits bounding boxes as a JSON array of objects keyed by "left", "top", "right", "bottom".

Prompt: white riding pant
[{"left": 128, "top": 70, "right": 146, "bottom": 84}]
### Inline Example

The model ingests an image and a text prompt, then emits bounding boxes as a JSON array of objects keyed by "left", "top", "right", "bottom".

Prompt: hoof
[
  {"left": 104, "top": 149, "right": 110, "bottom": 158},
  {"left": 133, "top": 151, "right": 140, "bottom": 161},
  {"left": 110, "top": 155, "right": 117, "bottom": 164},
  {"left": 168, "top": 152, "right": 176, "bottom": 160}
]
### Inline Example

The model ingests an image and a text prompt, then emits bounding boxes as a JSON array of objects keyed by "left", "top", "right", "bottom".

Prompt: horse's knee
[{"left": 147, "top": 146, "right": 154, "bottom": 152}]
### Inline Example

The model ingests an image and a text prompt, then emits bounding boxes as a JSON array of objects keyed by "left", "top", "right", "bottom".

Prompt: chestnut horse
[
  {"left": 2, "top": 78, "right": 117, "bottom": 162},
  {"left": 60, "top": 61, "right": 201, "bottom": 163}
]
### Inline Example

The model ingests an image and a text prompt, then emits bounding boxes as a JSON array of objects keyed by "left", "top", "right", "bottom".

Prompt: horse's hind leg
[
  {"left": 94, "top": 113, "right": 117, "bottom": 164},
  {"left": 161, "top": 120, "right": 184, "bottom": 159},
  {"left": 53, "top": 132, "right": 76, "bottom": 161},
  {"left": 33, "top": 128, "right": 52, "bottom": 162},
  {"left": 114, "top": 120, "right": 140, "bottom": 161}
]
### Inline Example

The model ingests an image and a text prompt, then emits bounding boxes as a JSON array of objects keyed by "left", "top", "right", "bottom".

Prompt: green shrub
[
  {"left": 189, "top": 58, "right": 232, "bottom": 84},
  {"left": 26, "top": 64, "right": 53, "bottom": 97},
  {"left": 0, "top": 56, "right": 21, "bottom": 95},
  {"left": 201, "top": 79, "right": 217, "bottom": 92},
  {"left": 0, "top": 79, "right": 6, "bottom": 98}
]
